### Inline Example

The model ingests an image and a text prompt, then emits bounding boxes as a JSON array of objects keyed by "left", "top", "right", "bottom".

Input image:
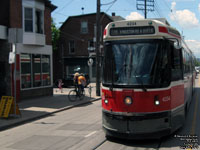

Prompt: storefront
[{"left": 16, "top": 44, "right": 53, "bottom": 100}]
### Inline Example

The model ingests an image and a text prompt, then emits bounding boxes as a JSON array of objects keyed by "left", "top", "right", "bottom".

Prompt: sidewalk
[{"left": 0, "top": 83, "right": 101, "bottom": 131}]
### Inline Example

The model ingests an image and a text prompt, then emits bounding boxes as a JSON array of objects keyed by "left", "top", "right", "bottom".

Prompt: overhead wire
[
  {"left": 101, "top": 0, "right": 117, "bottom": 6},
  {"left": 100, "top": 0, "right": 118, "bottom": 22},
  {"left": 154, "top": 0, "right": 162, "bottom": 18},
  {"left": 54, "top": 0, "right": 75, "bottom": 13}
]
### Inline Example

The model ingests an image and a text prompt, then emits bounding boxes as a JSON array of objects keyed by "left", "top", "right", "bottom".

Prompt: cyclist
[
  {"left": 78, "top": 73, "right": 86, "bottom": 94},
  {"left": 73, "top": 72, "right": 79, "bottom": 92}
]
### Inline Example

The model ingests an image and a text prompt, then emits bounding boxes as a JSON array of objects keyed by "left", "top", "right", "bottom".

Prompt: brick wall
[
  {"left": 0, "top": 1, "right": 9, "bottom": 26},
  {"left": 9, "top": 0, "right": 22, "bottom": 28},
  {"left": 60, "top": 14, "right": 112, "bottom": 57},
  {"left": 44, "top": 6, "right": 52, "bottom": 45}
]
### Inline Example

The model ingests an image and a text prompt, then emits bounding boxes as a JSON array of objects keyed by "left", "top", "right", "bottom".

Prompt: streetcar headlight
[
  {"left": 104, "top": 99, "right": 109, "bottom": 104},
  {"left": 154, "top": 100, "right": 160, "bottom": 106},
  {"left": 124, "top": 97, "right": 132, "bottom": 105},
  {"left": 154, "top": 95, "right": 160, "bottom": 106}
]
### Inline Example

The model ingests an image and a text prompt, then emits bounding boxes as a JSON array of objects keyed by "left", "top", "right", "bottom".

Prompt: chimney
[{"left": 112, "top": 12, "right": 115, "bottom": 16}]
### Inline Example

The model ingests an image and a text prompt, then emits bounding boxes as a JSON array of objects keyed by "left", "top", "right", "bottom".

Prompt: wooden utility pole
[
  {"left": 136, "top": 0, "right": 154, "bottom": 19},
  {"left": 144, "top": 0, "right": 147, "bottom": 19},
  {"left": 96, "top": 0, "right": 101, "bottom": 96}
]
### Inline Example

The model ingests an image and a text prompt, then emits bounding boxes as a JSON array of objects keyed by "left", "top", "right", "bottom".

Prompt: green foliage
[
  {"left": 195, "top": 59, "right": 200, "bottom": 66},
  {"left": 51, "top": 18, "right": 60, "bottom": 51}
]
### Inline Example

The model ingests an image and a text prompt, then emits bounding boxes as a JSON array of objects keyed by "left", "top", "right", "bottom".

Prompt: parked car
[
  {"left": 55, "top": 74, "right": 90, "bottom": 88},
  {"left": 195, "top": 68, "right": 199, "bottom": 75}
]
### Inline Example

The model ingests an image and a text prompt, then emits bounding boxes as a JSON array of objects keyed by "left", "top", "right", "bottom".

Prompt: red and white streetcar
[{"left": 102, "top": 18, "right": 195, "bottom": 139}]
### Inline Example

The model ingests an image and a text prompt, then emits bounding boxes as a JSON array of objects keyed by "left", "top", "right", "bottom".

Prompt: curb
[{"left": 0, "top": 98, "right": 101, "bottom": 132}]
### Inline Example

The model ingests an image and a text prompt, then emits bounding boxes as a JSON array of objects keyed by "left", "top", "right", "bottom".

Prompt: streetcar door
[{"left": 170, "top": 42, "right": 185, "bottom": 128}]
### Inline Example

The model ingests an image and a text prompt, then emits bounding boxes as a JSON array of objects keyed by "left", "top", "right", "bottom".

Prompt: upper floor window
[
  {"left": 88, "top": 39, "right": 95, "bottom": 52},
  {"left": 24, "top": 7, "right": 44, "bottom": 34},
  {"left": 24, "top": 8, "right": 33, "bottom": 32},
  {"left": 69, "top": 40, "right": 75, "bottom": 54},
  {"left": 81, "top": 21, "right": 88, "bottom": 34},
  {"left": 35, "top": 9, "right": 43, "bottom": 34}
]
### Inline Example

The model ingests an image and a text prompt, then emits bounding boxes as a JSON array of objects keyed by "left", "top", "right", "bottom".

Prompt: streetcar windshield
[{"left": 102, "top": 39, "right": 170, "bottom": 88}]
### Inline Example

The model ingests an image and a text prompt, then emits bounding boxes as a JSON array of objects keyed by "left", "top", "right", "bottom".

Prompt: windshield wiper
[
  {"left": 133, "top": 65, "right": 147, "bottom": 92},
  {"left": 135, "top": 75, "right": 147, "bottom": 92}
]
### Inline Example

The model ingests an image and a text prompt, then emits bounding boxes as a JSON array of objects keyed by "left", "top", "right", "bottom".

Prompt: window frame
[
  {"left": 69, "top": 40, "right": 75, "bottom": 54},
  {"left": 20, "top": 53, "right": 51, "bottom": 90},
  {"left": 35, "top": 9, "right": 44, "bottom": 34},
  {"left": 170, "top": 43, "right": 183, "bottom": 81},
  {"left": 24, "top": 7, "right": 33, "bottom": 32},
  {"left": 23, "top": 7, "right": 44, "bottom": 34},
  {"left": 81, "top": 21, "right": 88, "bottom": 34}
]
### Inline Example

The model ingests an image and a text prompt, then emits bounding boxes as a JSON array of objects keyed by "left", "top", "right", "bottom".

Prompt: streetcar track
[{"left": 92, "top": 138, "right": 107, "bottom": 150}]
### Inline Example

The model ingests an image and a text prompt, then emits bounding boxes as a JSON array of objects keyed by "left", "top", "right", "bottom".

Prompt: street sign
[
  {"left": 8, "top": 52, "right": 15, "bottom": 64},
  {"left": 88, "top": 58, "right": 93, "bottom": 66}
]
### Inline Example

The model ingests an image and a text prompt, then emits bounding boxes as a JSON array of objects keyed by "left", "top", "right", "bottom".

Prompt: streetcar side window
[
  {"left": 182, "top": 49, "right": 191, "bottom": 74},
  {"left": 171, "top": 45, "right": 182, "bottom": 81}
]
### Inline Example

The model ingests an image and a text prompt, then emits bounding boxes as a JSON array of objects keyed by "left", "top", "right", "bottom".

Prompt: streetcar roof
[{"left": 103, "top": 18, "right": 181, "bottom": 41}]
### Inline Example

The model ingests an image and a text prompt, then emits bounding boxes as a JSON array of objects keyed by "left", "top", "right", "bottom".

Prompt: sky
[{"left": 50, "top": 0, "right": 200, "bottom": 58}]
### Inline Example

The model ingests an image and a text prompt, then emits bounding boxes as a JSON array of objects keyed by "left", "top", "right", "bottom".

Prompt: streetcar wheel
[{"left": 68, "top": 90, "right": 78, "bottom": 102}]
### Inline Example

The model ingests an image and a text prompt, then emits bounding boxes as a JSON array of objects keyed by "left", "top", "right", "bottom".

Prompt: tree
[
  {"left": 195, "top": 58, "right": 200, "bottom": 66},
  {"left": 51, "top": 18, "right": 60, "bottom": 51}
]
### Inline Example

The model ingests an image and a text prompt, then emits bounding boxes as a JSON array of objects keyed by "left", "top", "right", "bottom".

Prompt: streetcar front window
[{"left": 102, "top": 39, "right": 170, "bottom": 88}]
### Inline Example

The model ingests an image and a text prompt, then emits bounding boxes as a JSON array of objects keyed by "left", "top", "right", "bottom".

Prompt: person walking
[{"left": 58, "top": 79, "right": 64, "bottom": 93}]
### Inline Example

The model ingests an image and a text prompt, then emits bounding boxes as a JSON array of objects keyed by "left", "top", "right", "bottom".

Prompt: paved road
[{"left": 0, "top": 80, "right": 199, "bottom": 150}]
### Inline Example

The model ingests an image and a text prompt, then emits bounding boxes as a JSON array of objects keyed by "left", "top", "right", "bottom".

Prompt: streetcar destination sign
[{"left": 110, "top": 26, "right": 155, "bottom": 36}]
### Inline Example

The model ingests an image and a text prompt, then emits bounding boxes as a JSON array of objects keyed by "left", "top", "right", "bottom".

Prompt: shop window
[
  {"left": 21, "top": 54, "right": 32, "bottom": 89},
  {"left": 33, "top": 54, "right": 41, "bottom": 87},
  {"left": 20, "top": 53, "right": 51, "bottom": 89},
  {"left": 42, "top": 55, "right": 51, "bottom": 86}
]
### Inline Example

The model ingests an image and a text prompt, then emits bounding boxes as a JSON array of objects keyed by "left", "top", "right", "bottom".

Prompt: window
[
  {"left": 69, "top": 40, "right": 75, "bottom": 53},
  {"left": 24, "top": 7, "right": 44, "bottom": 34},
  {"left": 81, "top": 21, "right": 88, "bottom": 34},
  {"left": 20, "top": 53, "right": 51, "bottom": 89},
  {"left": 33, "top": 54, "right": 41, "bottom": 87},
  {"left": 21, "top": 54, "right": 32, "bottom": 89},
  {"left": 24, "top": 8, "right": 33, "bottom": 32},
  {"left": 88, "top": 40, "right": 95, "bottom": 52},
  {"left": 42, "top": 55, "right": 51, "bottom": 86},
  {"left": 171, "top": 45, "right": 182, "bottom": 81},
  {"left": 35, "top": 9, "right": 43, "bottom": 34}
]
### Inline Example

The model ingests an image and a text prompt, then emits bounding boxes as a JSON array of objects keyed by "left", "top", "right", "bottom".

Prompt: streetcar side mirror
[{"left": 174, "top": 41, "right": 181, "bottom": 49}]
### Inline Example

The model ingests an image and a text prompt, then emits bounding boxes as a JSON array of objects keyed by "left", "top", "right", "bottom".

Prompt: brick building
[
  {"left": 0, "top": 0, "right": 56, "bottom": 101},
  {"left": 54, "top": 12, "right": 124, "bottom": 83}
]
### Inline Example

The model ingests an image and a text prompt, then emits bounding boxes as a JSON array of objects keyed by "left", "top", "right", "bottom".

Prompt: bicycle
[{"left": 68, "top": 87, "right": 85, "bottom": 102}]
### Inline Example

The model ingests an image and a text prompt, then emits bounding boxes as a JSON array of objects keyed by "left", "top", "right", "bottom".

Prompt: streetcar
[{"left": 102, "top": 18, "right": 195, "bottom": 139}]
